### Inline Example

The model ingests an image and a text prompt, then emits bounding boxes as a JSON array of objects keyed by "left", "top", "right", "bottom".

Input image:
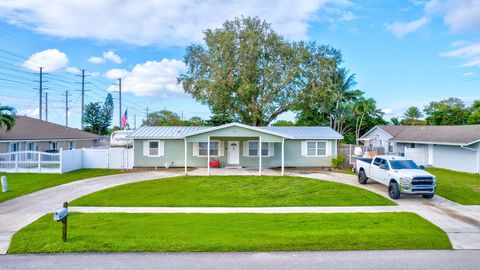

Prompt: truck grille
[{"left": 411, "top": 177, "right": 434, "bottom": 186}]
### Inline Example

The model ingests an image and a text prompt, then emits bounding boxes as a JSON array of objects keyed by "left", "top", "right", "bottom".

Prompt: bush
[{"left": 332, "top": 154, "right": 345, "bottom": 169}]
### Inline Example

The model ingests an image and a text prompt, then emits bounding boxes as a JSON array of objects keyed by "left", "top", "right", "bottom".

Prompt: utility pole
[
  {"left": 134, "top": 113, "right": 137, "bottom": 129},
  {"left": 35, "top": 67, "right": 47, "bottom": 120},
  {"left": 45, "top": 92, "right": 48, "bottom": 122},
  {"left": 76, "top": 70, "right": 90, "bottom": 129},
  {"left": 64, "top": 90, "right": 70, "bottom": 127},
  {"left": 117, "top": 78, "right": 122, "bottom": 127}
]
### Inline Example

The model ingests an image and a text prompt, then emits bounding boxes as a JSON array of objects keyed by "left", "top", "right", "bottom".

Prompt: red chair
[{"left": 209, "top": 159, "right": 220, "bottom": 168}]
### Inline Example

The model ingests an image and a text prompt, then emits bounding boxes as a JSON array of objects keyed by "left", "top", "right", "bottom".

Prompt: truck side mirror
[{"left": 419, "top": 165, "right": 425, "bottom": 169}]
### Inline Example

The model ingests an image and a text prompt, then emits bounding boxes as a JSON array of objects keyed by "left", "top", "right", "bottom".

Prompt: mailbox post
[
  {"left": 1, "top": 176, "right": 8, "bottom": 192},
  {"left": 54, "top": 202, "right": 69, "bottom": 242}
]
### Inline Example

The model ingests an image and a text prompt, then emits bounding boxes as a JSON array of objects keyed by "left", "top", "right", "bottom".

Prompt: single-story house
[
  {"left": 130, "top": 122, "right": 343, "bottom": 175},
  {"left": 361, "top": 125, "right": 480, "bottom": 173},
  {"left": 0, "top": 116, "right": 102, "bottom": 153}
]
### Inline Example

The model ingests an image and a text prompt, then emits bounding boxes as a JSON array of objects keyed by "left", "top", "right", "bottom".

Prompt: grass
[
  {"left": 426, "top": 168, "right": 480, "bottom": 205},
  {"left": 0, "top": 169, "right": 124, "bottom": 203},
  {"left": 71, "top": 175, "right": 394, "bottom": 207},
  {"left": 9, "top": 212, "right": 451, "bottom": 253},
  {"left": 336, "top": 168, "right": 355, "bottom": 175}
]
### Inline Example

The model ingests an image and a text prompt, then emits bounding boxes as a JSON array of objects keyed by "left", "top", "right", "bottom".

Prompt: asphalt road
[{"left": 1, "top": 250, "right": 479, "bottom": 270}]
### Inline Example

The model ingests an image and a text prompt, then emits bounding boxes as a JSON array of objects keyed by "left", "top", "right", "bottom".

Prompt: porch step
[{"left": 225, "top": 165, "right": 242, "bottom": 169}]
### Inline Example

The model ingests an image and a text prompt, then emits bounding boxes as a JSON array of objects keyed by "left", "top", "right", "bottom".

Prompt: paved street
[{"left": 1, "top": 250, "right": 479, "bottom": 270}]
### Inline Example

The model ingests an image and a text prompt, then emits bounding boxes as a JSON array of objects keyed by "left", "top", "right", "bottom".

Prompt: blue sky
[{"left": 0, "top": 0, "right": 479, "bottom": 129}]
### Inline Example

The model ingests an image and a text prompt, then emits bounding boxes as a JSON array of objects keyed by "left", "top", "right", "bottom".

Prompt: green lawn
[
  {"left": 71, "top": 176, "right": 394, "bottom": 207},
  {"left": 9, "top": 212, "right": 451, "bottom": 253},
  {"left": 426, "top": 168, "right": 480, "bottom": 205},
  {"left": 0, "top": 169, "right": 124, "bottom": 203}
]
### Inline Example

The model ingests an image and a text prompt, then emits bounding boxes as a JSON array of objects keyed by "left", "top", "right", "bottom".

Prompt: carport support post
[
  {"left": 207, "top": 136, "right": 211, "bottom": 176},
  {"left": 184, "top": 138, "right": 188, "bottom": 176},
  {"left": 259, "top": 136, "right": 262, "bottom": 176},
  {"left": 281, "top": 138, "right": 285, "bottom": 176}
]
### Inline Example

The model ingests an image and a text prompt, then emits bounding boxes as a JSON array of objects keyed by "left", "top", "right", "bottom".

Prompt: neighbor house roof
[
  {"left": 0, "top": 116, "right": 102, "bottom": 141},
  {"left": 365, "top": 125, "right": 480, "bottom": 146},
  {"left": 130, "top": 123, "right": 343, "bottom": 140}
]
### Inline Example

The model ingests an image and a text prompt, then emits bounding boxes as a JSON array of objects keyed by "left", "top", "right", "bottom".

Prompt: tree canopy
[
  {"left": 82, "top": 94, "right": 115, "bottom": 134},
  {"left": 424, "top": 98, "right": 469, "bottom": 125},
  {"left": 0, "top": 104, "right": 16, "bottom": 131}
]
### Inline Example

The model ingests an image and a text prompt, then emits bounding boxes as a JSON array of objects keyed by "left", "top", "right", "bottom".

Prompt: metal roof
[
  {"left": 260, "top": 126, "right": 343, "bottom": 139},
  {"left": 130, "top": 123, "right": 343, "bottom": 140},
  {"left": 129, "top": 126, "right": 207, "bottom": 139}
]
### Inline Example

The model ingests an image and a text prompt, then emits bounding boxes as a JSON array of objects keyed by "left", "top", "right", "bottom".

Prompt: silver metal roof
[
  {"left": 130, "top": 124, "right": 343, "bottom": 140},
  {"left": 129, "top": 126, "right": 207, "bottom": 139},
  {"left": 260, "top": 126, "right": 343, "bottom": 139}
]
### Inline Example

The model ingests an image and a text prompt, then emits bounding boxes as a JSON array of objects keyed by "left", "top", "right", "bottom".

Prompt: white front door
[{"left": 228, "top": 141, "right": 240, "bottom": 165}]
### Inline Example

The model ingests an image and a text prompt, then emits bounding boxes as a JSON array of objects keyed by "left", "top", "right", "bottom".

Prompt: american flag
[{"left": 121, "top": 109, "right": 128, "bottom": 129}]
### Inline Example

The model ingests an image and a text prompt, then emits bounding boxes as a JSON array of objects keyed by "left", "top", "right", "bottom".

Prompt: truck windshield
[{"left": 390, "top": 160, "right": 420, "bottom": 170}]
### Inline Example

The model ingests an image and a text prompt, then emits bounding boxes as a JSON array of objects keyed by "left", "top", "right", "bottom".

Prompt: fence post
[
  {"left": 15, "top": 152, "right": 18, "bottom": 172},
  {"left": 38, "top": 151, "right": 41, "bottom": 172},
  {"left": 59, "top": 148, "right": 63, "bottom": 173}
]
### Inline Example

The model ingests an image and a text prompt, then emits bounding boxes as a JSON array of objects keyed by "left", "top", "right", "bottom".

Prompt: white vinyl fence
[{"left": 0, "top": 148, "right": 133, "bottom": 174}]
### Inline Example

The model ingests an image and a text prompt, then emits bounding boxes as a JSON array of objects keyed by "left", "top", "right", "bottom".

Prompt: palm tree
[
  {"left": 0, "top": 104, "right": 16, "bottom": 131},
  {"left": 390, "top": 117, "right": 400, "bottom": 125},
  {"left": 329, "top": 68, "right": 362, "bottom": 132},
  {"left": 354, "top": 97, "right": 376, "bottom": 143},
  {"left": 403, "top": 106, "right": 423, "bottom": 120}
]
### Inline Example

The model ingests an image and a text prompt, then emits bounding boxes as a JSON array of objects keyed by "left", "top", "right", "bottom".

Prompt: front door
[{"left": 228, "top": 141, "right": 240, "bottom": 165}]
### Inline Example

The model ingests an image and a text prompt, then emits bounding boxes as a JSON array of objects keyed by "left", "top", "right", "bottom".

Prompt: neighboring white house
[{"left": 361, "top": 125, "right": 480, "bottom": 174}]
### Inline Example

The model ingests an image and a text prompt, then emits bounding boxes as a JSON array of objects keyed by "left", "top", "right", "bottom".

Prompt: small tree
[
  {"left": 0, "top": 104, "right": 16, "bottom": 131},
  {"left": 143, "top": 110, "right": 183, "bottom": 126},
  {"left": 83, "top": 102, "right": 103, "bottom": 134},
  {"left": 390, "top": 117, "right": 400, "bottom": 125},
  {"left": 271, "top": 120, "right": 296, "bottom": 126}
]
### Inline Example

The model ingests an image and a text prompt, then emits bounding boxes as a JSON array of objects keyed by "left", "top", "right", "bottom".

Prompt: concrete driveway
[
  {"left": 0, "top": 171, "right": 181, "bottom": 254},
  {"left": 293, "top": 171, "right": 480, "bottom": 249}
]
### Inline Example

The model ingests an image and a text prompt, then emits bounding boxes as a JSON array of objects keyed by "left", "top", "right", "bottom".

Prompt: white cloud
[
  {"left": 88, "top": 56, "right": 105, "bottom": 64},
  {"left": 89, "top": 51, "right": 123, "bottom": 64},
  {"left": 102, "top": 51, "right": 122, "bottom": 64},
  {"left": 340, "top": 11, "right": 357, "bottom": 22},
  {"left": 0, "top": 0, "right": 351, "bottom": 46},
  {"left": 425, "top": 0, "right": 480, "bottom": 33},
  {"left": 440, "top": 42, "right": 480, "bottom": 67},
  {"left": 381, "top": 108, "right": 393, "bottom": 115},
  {"left": 463, "top": 72, "right": 474, "bottom": 77},
  {"left": 19, "top": 107, "right": 39, "bottom": 118},
  {"left": 65, "top": 66, "right": 80, "bottom": 74},
  {"left": 385, "top": 17, "right": 429, "bottom": 38},
  {"left": 106, "top": 59, "right": 186, "bottom": 97},
  {"left": 22, "top": 49, "right": 68, "bottom": 72}
]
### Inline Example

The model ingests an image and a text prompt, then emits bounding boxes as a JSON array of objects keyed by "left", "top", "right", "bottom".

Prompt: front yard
[
  {"left": 71, "top": 175, "right": 394, "bottom": 207},
  {"left": 9, "top": 212, "right": 451, "bottom": 253},
  {"left": 0, "top": 169, "right": 124, "bottom": 203},
  {"left": 426, "top": 168, "right": 480, "bottom": 205}
]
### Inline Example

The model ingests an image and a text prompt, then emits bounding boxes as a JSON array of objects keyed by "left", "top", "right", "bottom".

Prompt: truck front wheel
[
  {"left": 388, "top": 182, "right": 401, "bottom": 199},
  {"left": 358, "top": 170, "right": 368, "bottom": 184}
]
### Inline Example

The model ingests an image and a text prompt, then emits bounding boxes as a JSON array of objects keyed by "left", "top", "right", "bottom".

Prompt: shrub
[{"left": 332, "top": 154, "right": 345, "bottom": 169}]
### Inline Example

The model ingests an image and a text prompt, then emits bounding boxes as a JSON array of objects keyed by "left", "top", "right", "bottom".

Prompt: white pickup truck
[{"left": 355, "top": 155, "right": 436, "bottom": 199}]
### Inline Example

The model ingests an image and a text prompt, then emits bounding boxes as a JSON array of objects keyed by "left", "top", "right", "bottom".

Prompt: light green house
[{"left": 130, "top": 123, "right": 343, "bottom": 175}]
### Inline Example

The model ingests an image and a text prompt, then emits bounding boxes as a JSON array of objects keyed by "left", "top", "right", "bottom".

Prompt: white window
[
  {"left": 143, "top": 140, "right": 164, "bottom": 157},
  {"left": 68, "top": 141, "right": 75, "bottom": 150},
  {"left": 198, "top": 141, "right": 219, "bottom": 157},
  {"left": 388, "top": 142, "right": 393, "bottom": 153},
  {"left": 9, "top": 142, "right": 19, "bottom": 152},
  {"left": 244, "top": 141, "right": 273, "bottom": 157},
  {"left": 26, "top": 142, "right": 35, "bottom": 160},
  {"left": 304, "top": 141, "right": 327, "bottom": 157},
  {"left": 50, "top": 141, "right": 58, "bottom": 151}
]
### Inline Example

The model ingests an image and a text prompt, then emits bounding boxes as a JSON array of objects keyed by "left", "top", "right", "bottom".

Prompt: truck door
[
  {"left": 377, "top": 159, "right": 391, "bottom": 184},
  {"left": 370, "top": 157, "right": 382, "bottom": 180}
]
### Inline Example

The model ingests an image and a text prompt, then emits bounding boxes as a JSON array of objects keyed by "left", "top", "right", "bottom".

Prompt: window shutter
[
  {"left": 192, "top": 142, "right": 199, "bottom": 157},
  {"left": 243, "top": 141, "right": 249, "bottom": 156},
  {"left": 326, "top": 141, "right": 332, "bottom": 156},
  {"left": 143, "top": 140, "right": 149, "bottom": 156},
  {"left": 159, "top": 141, "right": 165, "bottom": 156},
  {"left": 301, "top": 141, "right": 307, "bottom": 156},
  {"left": 219, "top": 141, "right": 224, "bottom": 156},
  {"left": 268, "top": 143, "right": 274, "bottom": 157}
]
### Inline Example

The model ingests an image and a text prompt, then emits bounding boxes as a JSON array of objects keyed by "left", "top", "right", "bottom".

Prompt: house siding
[
  {"left": 0, "top": 139, "right": 96, "bottom": 153},
  {"left": 432, "top": 143, "right": 479, "bottom": 173},
  {"left": 134, "top": 138, "right": 336, "bottom": 168}
]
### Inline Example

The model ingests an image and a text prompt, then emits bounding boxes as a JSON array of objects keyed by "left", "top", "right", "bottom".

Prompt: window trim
[
  {"left": 198, "top": 140, "right": 220, "bottom": 157},
  {"left": 246, "top": 140, "right": 270, "bottom": 157},
  {"left": 305, "top": 140, "right": 327, "bottom": 157},
  {"left": 145, "top": 140, "right": 164, "bottom": 157},
  {"left": 68, "top": 141, "right": 75, "bottom": 150}
]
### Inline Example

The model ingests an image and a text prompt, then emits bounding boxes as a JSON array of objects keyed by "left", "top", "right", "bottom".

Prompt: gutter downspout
[{"left": 460, "top": 145, "right": 480, "bottom": 174}]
